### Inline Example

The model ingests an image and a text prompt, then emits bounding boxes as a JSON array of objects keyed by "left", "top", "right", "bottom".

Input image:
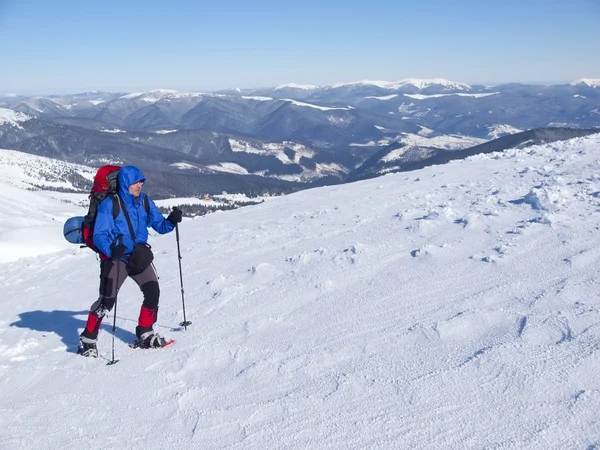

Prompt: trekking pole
[
  {"left": 107, "top": 237, "right": 123, "bottom": 366},
  {"left": 174, "top": 207, "right": 192, "bottom": 330}
]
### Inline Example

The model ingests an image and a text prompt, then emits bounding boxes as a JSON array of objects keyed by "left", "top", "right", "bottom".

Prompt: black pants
[{"left": 81, "top": 260, "right": 160, "bottom": 341}]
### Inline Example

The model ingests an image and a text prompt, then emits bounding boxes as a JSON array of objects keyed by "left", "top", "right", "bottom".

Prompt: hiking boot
[
  {"left": 78, "top": 338, "right": 98, "bottom": 358},
  {"left": 136, "top": 331, "right": 168, "bottom": 349}
]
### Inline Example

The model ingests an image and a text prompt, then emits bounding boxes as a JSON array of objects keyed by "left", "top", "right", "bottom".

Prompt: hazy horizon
[
  {"left": 1, "top": 0, "right": 599, "bottom": 94},
  {"left": 1, "top": 77, "right": 596, "bottom": 97}
]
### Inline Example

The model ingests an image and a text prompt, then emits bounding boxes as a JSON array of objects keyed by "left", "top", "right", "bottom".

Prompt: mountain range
[{"left": 1, "top": 78, "right": 599, "bottom": 197}]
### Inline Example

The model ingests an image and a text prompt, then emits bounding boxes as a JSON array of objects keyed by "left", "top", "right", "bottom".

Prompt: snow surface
[
  {"left": 0, "top": 150, "right": 95, "bottom": 263},
  {"left": 0, "top": 149, "right": 95, "bottom": 191},
  {"left": 2, "top": 135, "right": 600, "bottom": 448}
]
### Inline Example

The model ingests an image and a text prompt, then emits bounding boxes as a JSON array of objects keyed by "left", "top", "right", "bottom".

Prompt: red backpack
[{"left": 82, "top": 165, "right": 149, "bottom": 254}]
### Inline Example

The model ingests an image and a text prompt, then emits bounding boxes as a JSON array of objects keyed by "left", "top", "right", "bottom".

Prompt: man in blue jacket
[{"left": 79, "top": 166, "right": 182, "bottom": 357}]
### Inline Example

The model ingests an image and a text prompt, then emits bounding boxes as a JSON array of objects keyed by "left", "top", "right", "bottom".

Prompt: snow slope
[
  {"left": 2, "top": 135, "right": 600, "bottom": 448},
  {"left": 0, "top": 150, "right": 93, "bottom": 262}
]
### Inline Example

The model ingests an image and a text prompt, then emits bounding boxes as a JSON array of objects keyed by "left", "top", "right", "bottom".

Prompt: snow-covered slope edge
[
  {"left": 0, "top": 150, "right": 94, "bottom": 262},
  {"left": 0, "top": 148, "right": 96, "bottom": 191},
  {"left": 2, "top": 135, "right": 600, "bottom": 448}
]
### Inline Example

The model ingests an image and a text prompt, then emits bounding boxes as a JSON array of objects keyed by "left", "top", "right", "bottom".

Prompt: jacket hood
[{"left": 118, "top": 166, "right": 146, "bottom": 200}]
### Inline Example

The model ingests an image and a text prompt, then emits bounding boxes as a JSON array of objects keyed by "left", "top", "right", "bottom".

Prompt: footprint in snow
[{"left": 286, "top": 248, "right": 326, "bottom": 266}]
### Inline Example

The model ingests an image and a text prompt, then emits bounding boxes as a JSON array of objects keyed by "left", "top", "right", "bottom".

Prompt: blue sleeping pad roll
[{"left": 63, "top": 216, "right": 85, "bottom": 244}]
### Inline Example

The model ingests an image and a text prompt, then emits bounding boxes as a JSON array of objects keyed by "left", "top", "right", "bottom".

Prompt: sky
[
  {"left": 2, "top": 134, "right": 600, "bottom": 448},
  {"left": 1, "top": 0, "right": 599, "bottom": 94}
]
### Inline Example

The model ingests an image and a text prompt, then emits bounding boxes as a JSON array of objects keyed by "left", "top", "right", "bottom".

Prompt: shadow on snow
[{"left": 10, "top": 310, "right": 137, "bottom": 352}]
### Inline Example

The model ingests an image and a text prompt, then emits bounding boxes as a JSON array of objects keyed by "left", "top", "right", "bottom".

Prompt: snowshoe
[
  {"left": 130, "top": 332, "right": 174, "bottom": 349},
  {"left": 77, "top": 339, "right": 98, "bottom": 358}
]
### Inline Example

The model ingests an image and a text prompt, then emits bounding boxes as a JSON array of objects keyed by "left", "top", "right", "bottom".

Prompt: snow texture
[{"left": 2, "top": 135, "right": 600, "bottom": 449}]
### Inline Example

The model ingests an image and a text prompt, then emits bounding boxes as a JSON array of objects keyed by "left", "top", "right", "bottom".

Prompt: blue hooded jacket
[{"left": 93, "top": 166, "right": 174, "bottom": 259}]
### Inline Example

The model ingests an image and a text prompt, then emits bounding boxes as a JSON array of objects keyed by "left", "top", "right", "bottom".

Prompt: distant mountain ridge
[
  {"left": 569, "top": 78, "right": 600, "bottom": 88},
  {"left": 3, "top": 79, "right": 599, "bottom": 140},
  {"left": 1, "top": 78, "right": 599, "bottom": 197}
]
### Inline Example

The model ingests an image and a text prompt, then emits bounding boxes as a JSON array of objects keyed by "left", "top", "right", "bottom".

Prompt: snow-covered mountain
[
  {"left": 2, "top": 78, "right": 600, "bottom": 196},
  {"left": 569, "top": 78, "right": 600, "bottom": 88},
  {"left": 10, "top": 97, "right": 72, "bottom": 118},
  {"left": 2, "top": 134, "right": 600, "bottom": 448},
  {"left": 2, "top": 102, "right": 598, "bottom": 194},
  {"left": 330, "top": 78, "right": 473, "bottom": 93},
  {"left": 0, "top": 108, "right": 32, "bottom": 127},
  {"left": 120, "top": 88, "right": 182, "bottom": 102},
  {"left": 5, "top": 79, "right": 600, "bottom": 144}
]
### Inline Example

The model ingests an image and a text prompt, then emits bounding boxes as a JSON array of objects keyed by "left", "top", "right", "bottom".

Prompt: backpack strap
[
  {"left": 111, "top": 195, "right": 150, "bottom": 222},
  {"left": 113, "top": 194, "right": 152, "bottom": 242},
  {"left": 115, "top": 195, "right": 137, "bottom": 241},
  {"left": 111, "top": 195, "right": 120, "bottom": 220}
]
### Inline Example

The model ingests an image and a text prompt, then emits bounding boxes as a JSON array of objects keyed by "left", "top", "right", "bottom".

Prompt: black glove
[
  {"left": 167, "top": 208, "right": 182, "bottom": 224},
  {"left": 111, "top": 244, "right": 127, "bottom": 260}
]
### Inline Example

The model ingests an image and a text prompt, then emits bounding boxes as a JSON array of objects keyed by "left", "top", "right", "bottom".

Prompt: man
[{"left": 78, "top": 166, "right": 182, "bottom": 357}]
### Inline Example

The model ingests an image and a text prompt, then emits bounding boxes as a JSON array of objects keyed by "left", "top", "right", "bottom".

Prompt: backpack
[{"left": 80, "top": 165, "right": 149, "bottom": 254}]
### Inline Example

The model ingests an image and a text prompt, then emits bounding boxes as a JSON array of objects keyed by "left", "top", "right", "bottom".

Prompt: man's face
[{"left": 129, "top": 180, "right": 143, "bottom": 197}]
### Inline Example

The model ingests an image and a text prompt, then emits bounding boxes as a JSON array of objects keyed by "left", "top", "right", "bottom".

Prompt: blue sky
[{"left": 1, "top": 0, "right": 599, "bottom": 94}]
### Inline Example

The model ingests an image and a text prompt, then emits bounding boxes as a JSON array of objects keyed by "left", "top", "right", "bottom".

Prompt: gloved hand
[
  {"left": 167, "top": 208, "right": 182, "bottom": 224},
  {"left": 111, "top": 244, "right": 127, "bottom": 260}
]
